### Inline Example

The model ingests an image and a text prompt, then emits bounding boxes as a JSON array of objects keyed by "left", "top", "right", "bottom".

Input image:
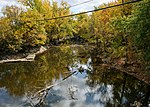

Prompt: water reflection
[{"left": 0, "top": 45, "right": 149, "bottom": 107}]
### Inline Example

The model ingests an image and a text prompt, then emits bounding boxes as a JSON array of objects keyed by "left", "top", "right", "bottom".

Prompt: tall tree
[{"left": 127, "top": 0, "right": 150, "bottom": 62}]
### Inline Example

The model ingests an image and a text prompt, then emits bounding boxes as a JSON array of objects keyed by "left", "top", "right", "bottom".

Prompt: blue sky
[{"left": 0, "top": 0, "right": 113, "bottom": 16}]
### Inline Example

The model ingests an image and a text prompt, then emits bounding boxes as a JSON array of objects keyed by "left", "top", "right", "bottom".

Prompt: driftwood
[
  {"left": 27, "top": 71, "right": 77, "bottom": 107},
  {"left": 0, "top": 46, "right": 47, "bottom": 64},
  {"left": 0, "top": 58, "right": 33, "bottom": 64},
  {"left": 36, "top": 71, "right": 76, "bottom": 95}
]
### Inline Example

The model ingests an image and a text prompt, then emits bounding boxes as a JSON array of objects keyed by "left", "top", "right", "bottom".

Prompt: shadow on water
[{"left": 0, "top": 45, "right": 149, "bottom": 107}]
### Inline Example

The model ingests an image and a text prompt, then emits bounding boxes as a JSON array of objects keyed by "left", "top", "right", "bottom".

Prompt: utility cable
[
  {"left": 35, "top": 0, "right": 142, "bottom": 22},
  {"left": 68, "top": 0, "right": 93, "bottom": 8}
]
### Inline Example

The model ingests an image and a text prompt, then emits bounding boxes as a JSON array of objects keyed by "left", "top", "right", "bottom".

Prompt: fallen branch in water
[
  {"left": 37, "top": 71, "right": 76, "bottom": 94},
  {"left": 28, "top": 71, "right": 77, "bottom": 106}
]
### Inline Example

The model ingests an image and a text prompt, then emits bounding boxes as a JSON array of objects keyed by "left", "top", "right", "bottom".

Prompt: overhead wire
[
  {"left": 0, "top": 0, "right": 142, "bottom": 21},
  {"left": 0, "top": 0, "right": 94, "bottom": 20},
  {"left": 38, "top": 0, "right": 93, "bottom": 16},
  {"left": 68, "top": 0, "right": 93, "bottom": 8},
  {"left": 35, "top": 0, "right": 142, "bottom": 22}
]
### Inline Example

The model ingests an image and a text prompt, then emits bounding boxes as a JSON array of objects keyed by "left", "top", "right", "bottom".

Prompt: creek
[{"left": 0, "top": 45, "right": 149, "bottom": 107}]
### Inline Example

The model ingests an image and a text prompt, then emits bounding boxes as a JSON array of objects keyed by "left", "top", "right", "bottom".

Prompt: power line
[
  {"left": 35, "top": 0, "right": 142, "bottom": 22},
  {"left": 0, "top": 0, "right": 93, "bottom": 15},
  {"left": 38, "top": 0, "right": 93, "bottom": 16},
  {"left": 68, "top": 0, "right": 93, "bottom": 8}
]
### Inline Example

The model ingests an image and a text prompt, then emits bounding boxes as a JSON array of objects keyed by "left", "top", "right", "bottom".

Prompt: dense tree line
[{"left": 0, "top": 0, "right": 149, "bottom": 65}]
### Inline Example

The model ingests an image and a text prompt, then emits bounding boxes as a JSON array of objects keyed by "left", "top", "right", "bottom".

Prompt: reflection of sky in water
[
  {"left": 47, "top": 74, "right": 114, "bottom": 107},
  {"left": 0, "top": 55, "right": 124, "bottom": 106},
  {"left": 46, "top": 59, "right": 114, "bottom": 107},
  {"left": 69, "top": 58, "right": 93, "bottom": 73},
  {"left": 0, "top": 46, "right": 149, "bottom": 107},
  {"left": 0, "top": 88, "right": 26, "bottom": 107}
]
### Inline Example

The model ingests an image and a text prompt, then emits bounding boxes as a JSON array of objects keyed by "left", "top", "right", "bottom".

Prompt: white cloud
[
  {"left": 0, "top": 0, "right": 23, "bottom": 16},
  {"left": 0, "top": 0, "right": 113, "bottom": 16},
  {"left": 48, "top": 74, "right": 114, "bottom": 107},
  {"left": 0, "top": 0, "right": 19, "bottom": 9}
]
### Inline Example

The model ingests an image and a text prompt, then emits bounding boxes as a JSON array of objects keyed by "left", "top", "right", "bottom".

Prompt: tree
[
  {"left": 0, "top": 4, "right": 47, "bottom": 53},
  {"left": 127, "top": 0, "right": 150, "bottom": 62},
  {"left": 18, "top": 10, "right": 47, "bottom": 47},
  {"left": 0, "top": 6, "right": 24, "bottom": 53}
]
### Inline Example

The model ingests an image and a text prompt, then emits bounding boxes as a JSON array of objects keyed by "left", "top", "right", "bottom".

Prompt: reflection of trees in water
[
  {"left": 0, "top": 45, "right": 149, "bottom": 106},
  {"left": 0, "top": 46, "right": 87, "bottom": 96},
  {"left": 86, "top": 63, "right": 150, "bottom": 106},
  {"left": 0, "top": 46, "right": 89, "bottom": 102},
  {"left": 86, "top": 47, "right": 150, "bottom": 106}
]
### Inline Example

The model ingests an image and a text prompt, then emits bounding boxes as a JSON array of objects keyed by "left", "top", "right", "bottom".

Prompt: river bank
[{"left": 0, "top": 46, "right": 47, "bottom": 64}]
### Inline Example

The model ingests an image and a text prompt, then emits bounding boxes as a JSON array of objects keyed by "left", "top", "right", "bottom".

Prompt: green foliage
[
  {"left": 0, "top": 6, "right": 23, "bottom": 53},
  {"left": 127, "top": 0, "right": 150, "bottom": 61},
  {"left": 19, "top": 10, "right": 47, "bottom": 47},
  {"left": 75, "top": 14, "right": 90, "bottom": 38},
  {"left": 111, "top": 16, "right": 128, "bottom": 58},
  {"left": 0, "top": 5, "right": 47, "bottom": 53},
  {"left": 0, "top": 0, "right": 150, "bottom": 65},
  {"left": 89, "top": 3, "right": 129, "bottom": 56}
]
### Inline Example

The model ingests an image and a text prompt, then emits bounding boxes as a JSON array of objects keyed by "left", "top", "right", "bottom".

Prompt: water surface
[{"left": 0, "top": 45, "right": 149, "bottom": 107}]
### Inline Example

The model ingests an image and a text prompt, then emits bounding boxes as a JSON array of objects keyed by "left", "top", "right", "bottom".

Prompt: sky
[{"left": 0, "top": 0, "right": 113, "bottom": 16}]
